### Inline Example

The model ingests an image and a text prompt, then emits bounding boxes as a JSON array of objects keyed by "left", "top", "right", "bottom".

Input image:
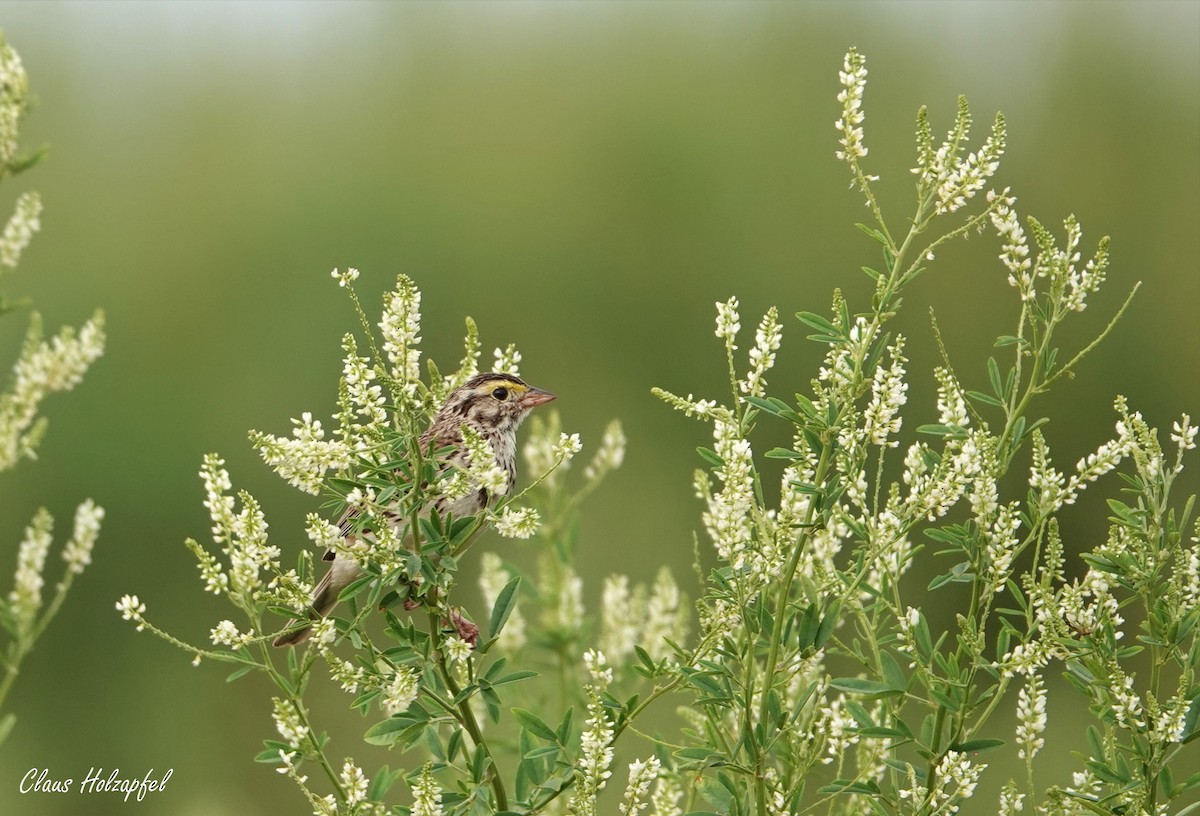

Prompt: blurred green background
[{"left": 0, "top": 1, "right": 1196, "bottom": 813}]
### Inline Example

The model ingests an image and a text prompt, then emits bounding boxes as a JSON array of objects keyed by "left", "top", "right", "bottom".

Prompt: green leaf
[
  {"left": 828, "top": 677, "right": 897, "bottom": 696},
  {"left": 818, "top": 779, "right": 882, "bottom": 796},
  {"left": 512, "top": 708, "right": 559, "bottom": 742},
  {"left": 0, "top": 713, "right": 13, "bottom": 747},
  {"left": 696, "top": 446, "right": 724, "bottom": 467},
  {"left": 966, "top": 390, "right": 1004, "bottom": 407},
  {"left": 226, "top": 665, "right": 254, "bottom": 683},
  {"left": 796, "top": 311, "right": 841, "bottom": 336},
  {"left": 488, "top": 576, "right": 521, "bottom": 639},
  {"left": 363, "top": 718, "right": 416, "bottom": 746},
  {"left": 987, "top": 356, "right": 1003, "bottom": 397},
  {"left": 490, "top": 670, "right": 538, "bottom": 687},
  {"left": 950, "top": 738, "right": 1005, "bottom": 753}
]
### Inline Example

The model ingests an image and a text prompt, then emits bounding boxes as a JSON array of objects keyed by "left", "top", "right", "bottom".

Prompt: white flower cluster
[
  {"left": 649, "top": 776, "right": 684, "bottom": 816},
  {"left": 835, "top": 48, "right": 868, "bottom": 165},
  {"left": 897, "top": 752, "right": 984, "bottom": 814},
  {"left": 1015, "top": 674, "right": 1047, "bottom": 760},
  {"left": 0, "top": 311, "right": 106, "bottom": 470},
  {"left": 329, "top": 266, "right": 359, "bottom": 288},
  {"left": 493, "top": 343, "right": 522, "bottom": 376},
  {"left": 460, "top": 425, "right": 508, "bottom": 496},
  {"left": 379, "top": 274, "right": 423, "bottom": 401},
  {"left": 0, "top": 190, "right": 40, "bottom": 269},
  {"left": 715, "top": 296, "right": 741, "bottom": 347},
  {"left": 0, "top": 38, "right": 28, "bottom": 167},
  {"left": 740, "top": 307, "right": 782, "bottom": 398},
  {"left": 410, "top": 763, "right": 443, "bottom": 816},
  {"left": 494, "top": 506, "right": 540, "bottom": 539},
  {"left": 334, "top": 334, "right": 387, "bottom": 446},
  {"left": 584, "top": 419, "right": 626, "bottom": 482},
  {"left": 115, "top": 594, "right": 147, "bottom": 631},
  {"left": 198, "top": 455, "right": 281, "bottom": 597},
  {"left": 209, "top": 619, "right": 255, "bottom": 650},
  {"left": 569, "top": 650, "right": 615, "bottom": 816},
  {"left": 863, "top": 337, "right": 908, "bottom": 446},
  {"left": 382, "top": 664, "right": 421, "bottom": 715},
  {"left": 61, "top": 499, "right": 104, "bottom": 576},
  {"left": 925, "top": 103, "right": 1006, "bottom": 215},
  {"left": 988, "top": 190, "right": 1034, "bottom": 299},
  {"left": 252, "top": 413, "right": 353, "bottom": 496},
  {"left": 600, "top": 568, "right": 689, "bottom": 666},
  {"left": 478, "top": 552, "right": 526, "bottom": 652},
  {"left": 619, "top": 756, "right": 661, "bottom": 816},
  {"left": 1026, "top": 213, "right": 1110, "bottom": 314},
  {"left": 340, "top": 761, "right": 368, "bottom": 807},
  {"left": 8, "top": 508, "right": 51, "bottom": 636},
  {"left": 934, "top": 366, "right": 969, "bottom": 428},
  {"left": 272, "top": 697, "right": 309, "bottom": 750}
]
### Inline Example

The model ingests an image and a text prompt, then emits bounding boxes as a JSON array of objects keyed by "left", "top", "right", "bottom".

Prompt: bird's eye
[{"left": 492, "top": 387, "right": 509, "bottom": 401}]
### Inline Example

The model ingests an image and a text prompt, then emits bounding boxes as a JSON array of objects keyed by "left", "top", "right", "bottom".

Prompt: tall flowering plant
[
  {"left": 0, "top": 32, "right": 105, "bottom": 747},
  {"left": 122, "top": 49, "right": 1197, "bottom": 816},
  {"left": 121, "top": 269, "right": 692, "bottom": 814},
  {"left": 650, "top": 49, "right": 1198, "bottom": 815}
]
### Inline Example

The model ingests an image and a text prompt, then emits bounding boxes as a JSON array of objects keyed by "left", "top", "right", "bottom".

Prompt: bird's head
[{"left": 435, "top": 372, "right": 556, "bottom": 439}]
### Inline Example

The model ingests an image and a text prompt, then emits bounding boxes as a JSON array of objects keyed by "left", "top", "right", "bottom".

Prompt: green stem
[{"left": 427, "top": 608, "right": 509, "bottom": 811}]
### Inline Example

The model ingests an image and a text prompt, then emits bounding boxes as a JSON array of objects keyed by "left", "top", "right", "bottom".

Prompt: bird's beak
[{"left": 520, "top": 386, "right": 556, "bottom": 408}]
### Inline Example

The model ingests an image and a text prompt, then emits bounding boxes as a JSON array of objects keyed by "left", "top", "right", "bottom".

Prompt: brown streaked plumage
[{"left": 273, "top": 372, "right": 554, "bottom": 646}]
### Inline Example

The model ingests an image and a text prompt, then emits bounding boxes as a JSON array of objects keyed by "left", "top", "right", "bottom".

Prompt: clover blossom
[
  {"left": 599, "top": 574, "right": 641, "bottom": 665},
  {"left": 935, "top": 111, "right": 1005, "bottom": 215},
  {"left": 329, "top": 266, "right": 359, "bottom": 288},
  {"left": 715, "top": 296, "right": 740, "bottom": 348},
  {"left": 640, "top": 567, "right": 688, "bottom": 662},
  {"left": 0, "top": 37, "right": 28, "bottom": 167},
  {"left": 0, "top": 190, "right": 40, "bottom": 269},
  {"left": 1015, "top": 674, "right": 1047, "bottom": 760},
  {"left": 740, "top": 306, "right": 782, "bottom": 397},
  {"left": 411, "top": 763, "right": 444, "bottom": 816},
  {"left": 998, "top": 781, "right": 1025, "bottom": 816},
  {"left": 649, "top": 775, "right": 684, "bottom": 816},
  {"left": 460, "top": 425, "right": 508, "bottom": 496},
  {"left": 494, "top": 506, "right": 540, "bottom": 539},
  {"left": 651, "top": 388, "right": 719, "bottom": 420},
  {"left": 863, "top": 337, "right": 908, "bottom": 446},
  {"left": 988, "top": 189, "right": 1034, "bottom": 299},
  {"left": 569, "top": 650, "right": 616, "bottom": 816},
  {"left": 339, "top": 761, "right": 368, "bottom": 806},
  {"left": 272, "top": 697, "right": 309, "bottom": 750},
  {"left": 335, "top": 334, "right": 387, "bottom": 441},
  {"left": 619, "top": 756, "right": 661, "bottom": 816},
  {"left": 60, "top": 499, "right": 103, "bottom": 576},
  {"left": 252, "top": 413, "right": 353, "bottom": 496},
  {"left": 379, "top": 274, "right": 423, "bottom": 399},
  {"left": 0, "top": 311, "right": 106, "bottom": 469},
  {"left": 382, "top": 665, "right": 421, "bottom": 715},
  {"left": 209, "top": 619, "right": 255, "bottom": 650},
  {"left": 835, "top": 48, "right": 868, "bottom": 165},
  {"left": 8, "top": 508, "right": 51, "bottom": 635},
  {"left": 115, "top": 594, "right": 147, "bottom": 631},
  {"left": 493, "top": 344, "right": 521, "bottom": 376}
]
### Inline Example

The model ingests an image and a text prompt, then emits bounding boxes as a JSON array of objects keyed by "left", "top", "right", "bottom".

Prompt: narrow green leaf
[
  {"left": 512, "top": 708, "right": 559, "bottom": 742},
  {"left": 488, "top": 576, "right": 521, "bottom": 639},
  {"left": 950, "top": 738, "right": 1005, "bottom": 753},
  {"left": 828, "top": 677, "right": 897, "bottom": 696}
]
